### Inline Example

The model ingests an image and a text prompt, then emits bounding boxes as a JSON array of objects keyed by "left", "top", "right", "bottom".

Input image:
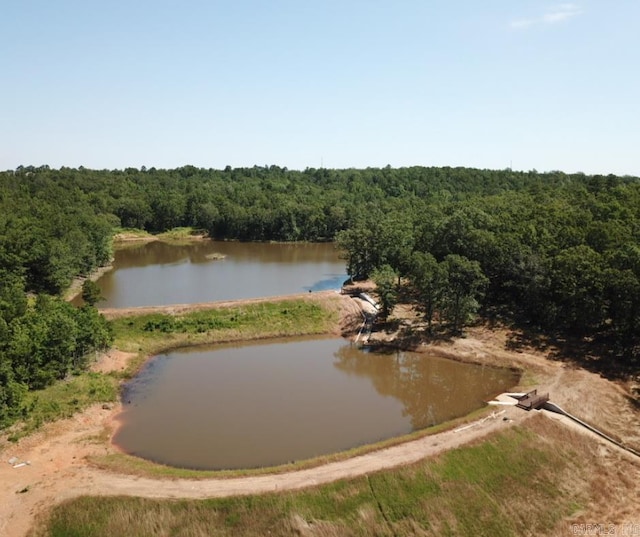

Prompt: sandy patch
[{"left": 90, "top": 349, "right": 137, "bottom": 375}]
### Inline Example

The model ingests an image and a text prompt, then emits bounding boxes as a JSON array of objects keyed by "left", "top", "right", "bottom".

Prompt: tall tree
[
  {"left": 409, "top": 252, "right": 445, "bottom": 334},
  {"left": 81, "top": 280, "right": 104, "bottom": 306},
  {"left": 441, "top": 255, "right": 488, "bottom": 334},
  {"left": 371, "top": 264, "right": 399, "bottom": 320},
  {"left": 546, "top": 245, "right": 606, "bottom": 333}
]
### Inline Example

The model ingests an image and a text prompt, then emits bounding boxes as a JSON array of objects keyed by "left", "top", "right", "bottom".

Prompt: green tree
[
  {"left": 73, "top": 306, "right": 113, "bottom": 371},
  {"left": 441, "top": 255, "right": 488, "bottom": 334},
  {"left": 546, "top": 245, "right": 606, "bottom": 333},
  {"left": 336, "top": 225, "right": 376, "bottom": 281},
  {"left": 81, "top": 280, "right": 104, "bottom": 306},
  {"left": 605, "top": 268, "right": 640, "bottom": 339},
  {"left": 0, "top": 358, "right": 27, "bottom": 428},
  {"left": 0, "top": 271, "right": 27, "bottom": 324},
  {"left": 409, "top": 252, "right": 445, "bottom": 333},
  {"left": 371, "top": 264, "right": 398, "bottom": 319}
]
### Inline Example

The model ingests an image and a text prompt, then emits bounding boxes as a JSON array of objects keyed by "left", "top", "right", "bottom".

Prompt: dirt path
[
  {"left": 1, "top": 295, "right": 639, "bottom": 537},
  {"left": 0, "top": 395, "right": 529, "bottom": 537},
  {"left": 45, "top": 407, "right": 532, "bottom": 501}
]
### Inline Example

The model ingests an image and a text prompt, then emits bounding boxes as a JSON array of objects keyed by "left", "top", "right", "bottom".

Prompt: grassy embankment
[
  {"left": 4, "top": 374, "right": 118, "bottom": 442},
  {"left": 32, "top": 416, "right": 606, "bottom": 537},
  {"left": 110, "top": 298, "right": 337, "bottom": 375}
]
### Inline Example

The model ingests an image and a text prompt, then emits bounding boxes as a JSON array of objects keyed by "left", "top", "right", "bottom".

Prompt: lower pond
[{"left": 113, "top": 337, "right": 518, "bottom": 470}]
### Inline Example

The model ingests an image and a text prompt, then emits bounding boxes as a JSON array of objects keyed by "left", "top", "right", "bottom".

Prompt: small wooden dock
[{"left": 515, "top": 389, "right": 549, "bottom": 411}]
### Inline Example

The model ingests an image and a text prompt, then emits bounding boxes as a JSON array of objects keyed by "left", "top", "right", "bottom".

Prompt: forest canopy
[{"left": 1, "top": 164, "right": 639, "bottom": 426}]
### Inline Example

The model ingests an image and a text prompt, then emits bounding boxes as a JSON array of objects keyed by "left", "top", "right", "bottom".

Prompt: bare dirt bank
[
  {"left": 1, "top": 293, "right": 639, "bottom": 537},
  {"left": 63, "top": 264, "right": 114, "bottom": 302}
]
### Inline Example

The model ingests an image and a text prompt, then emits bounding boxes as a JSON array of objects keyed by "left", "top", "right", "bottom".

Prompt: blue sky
[{"left": 2, "top": 1, "right": 639, "bottom": 175}]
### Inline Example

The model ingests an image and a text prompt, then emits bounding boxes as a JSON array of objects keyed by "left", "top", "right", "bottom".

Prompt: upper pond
[
  {"left": 90, "top": 240, "right": 346, "bottom": 308},
  {"left": 113, "top": 337, "right": 518, "bottom": 470}
]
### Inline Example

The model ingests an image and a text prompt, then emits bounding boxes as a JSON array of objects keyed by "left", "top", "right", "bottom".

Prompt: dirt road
[{"left": 0, "top": 392, "right": 529, "bottom": 537}]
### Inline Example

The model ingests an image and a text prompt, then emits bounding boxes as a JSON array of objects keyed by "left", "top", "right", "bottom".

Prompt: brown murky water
[
  {"left": 113, "top": 337, "right": 518, "bottom": 470},
  {"left": 84, "top": 241, "right": 346, "bottom": 308}
]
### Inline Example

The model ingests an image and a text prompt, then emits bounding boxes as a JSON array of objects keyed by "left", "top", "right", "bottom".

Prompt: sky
[{"left": 2, "top": 1, "right": 639, "bottom": 176}]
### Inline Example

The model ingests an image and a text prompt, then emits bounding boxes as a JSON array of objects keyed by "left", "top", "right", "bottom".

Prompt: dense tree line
[
  {"left": 0, "top": 164, "right": 541, "bottom": 295},
  {"left": 0, "top": 166, "right": 115, "bottom": 427},
  {"left": 338, "top": 174, "right": 640, "bottom": 357},
  {"left": 1, "top": 164, "right": 639, "bottom": 426},
  {"left": 0, "top": 282, "right": 112, "bottom": 427}
]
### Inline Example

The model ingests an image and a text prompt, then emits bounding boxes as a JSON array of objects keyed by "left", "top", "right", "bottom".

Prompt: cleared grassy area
[
  {"left": 6, "top": 373, "right": 118, "bottom": 441},
  {"left": 113, "top": 227, "right": 154, "bottom": 238},
  {"left": 110, "top": 299, "right": 337, "bottom": 376},
  {"left": 32, "top": 420, "right": 591, "bottom": 537},
  {"left": 156, "top": 227, "right": 206, "bottom": 240}
]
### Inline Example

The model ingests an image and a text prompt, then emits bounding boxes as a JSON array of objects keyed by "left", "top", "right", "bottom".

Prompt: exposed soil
[
  {"left": 112, "top": 233, "right": 158, "bottom": 243},
  {"left": 63, "top": 264, "right": 114, "bottom": 302},
  {"left": 65, "top": 231, "right": 209, "bottom": 301},
  {"left": 113, "top": 231, "right": 208, "bottom": 243},
  {"left": 1, "top": 292, "right": 639, "bottom": 537}
]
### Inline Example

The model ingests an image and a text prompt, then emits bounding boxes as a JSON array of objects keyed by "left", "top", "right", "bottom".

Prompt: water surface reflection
[
  {"left": 86, "top": 240, "right": 346, "bottom": 308},
  {"left": 114, "top": 337, "right": 518, "bottom": 470}
]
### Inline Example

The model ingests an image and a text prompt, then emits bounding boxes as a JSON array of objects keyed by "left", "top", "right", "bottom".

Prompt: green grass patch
[
  {"left": 32, "top": 424, "right": 587, "bottom": 537},
  {"left": 113, "top": 227, "right": 204, "bottom": 242},
  {"left": 113, "top": 227, "right": 154, "bottom": 239},
  {"left": 156, "top": 227, "right": 204, "bottom": 240},
  {"left": 114, "top": 227, "right": 206, "bottom": 244},
  {"left": 110, "top": 299, "right": 336, "bottom": 375},
  {"left": 6, "top": 373, "right": 117, "bottom": 442},
  {"left": 368, "top": 426, "right": 569, "bottom": 535}
]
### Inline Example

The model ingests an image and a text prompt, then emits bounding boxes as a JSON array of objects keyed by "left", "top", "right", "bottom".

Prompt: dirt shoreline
[
  {"left": 64, "top": 263, "right": 114, "bottom": 302},
  {"left": 64, "top": 232, "right": 210, "bottom": 302},
  {"left": 1, "top": 292, "right": 640, "bottom": 537}
]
